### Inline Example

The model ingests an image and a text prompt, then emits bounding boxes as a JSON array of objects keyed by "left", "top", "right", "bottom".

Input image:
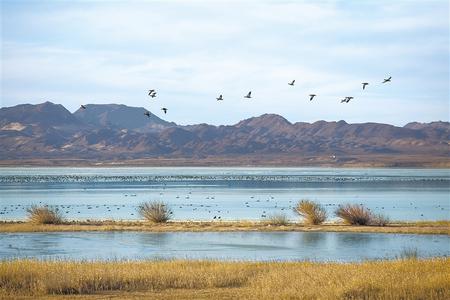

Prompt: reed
[
  {"left": 398, "top": 247, "right": 419, "bottom": 260},
  {"left": 294, "top": 199, "right": 327, "bottom": 225},
  {"left": 371, "top": 213, "right": 390, "bottom": 226},
  {"left": 137, "top": 201, "right": 173, "bottom": 223},
  {"left": 0, "top": 259, "right": 448, "bottom": 298},
  {"left": 264, "top": 213, "right": 289, "bottom": 226},
  {"left": 26, "top": 205, "right": 64, "bottom": 225}
]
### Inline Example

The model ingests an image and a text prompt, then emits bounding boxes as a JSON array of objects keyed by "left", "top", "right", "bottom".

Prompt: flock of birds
[
  {"left": 79, "top": 76, "right": 393, "bottom": 118},
  {"left": 3, "top": 188, "right": 446, "bottom": 221}
]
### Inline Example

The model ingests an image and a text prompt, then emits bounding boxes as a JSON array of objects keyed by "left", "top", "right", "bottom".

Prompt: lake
[
  {"left": 0, "top": 167, "right": 449, "bottom": 221},
  {"left": 0, "top": 231, "right": 448, "bottom": 261}
]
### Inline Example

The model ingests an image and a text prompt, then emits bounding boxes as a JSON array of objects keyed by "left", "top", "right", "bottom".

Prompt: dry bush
[
  {"left": 264, "top": 213, "right": 289, "bottom": 226},
  {"left": 335, "top": 204, "right": 373, "bottom": 225},
  {"left": 294, "top": 200, "right": 327, "bottom": 225},
  {"left": 26, "top": 205, "right": 64, "bottom": 225},
  {"left": 137, "top": 201, "right": 173, "bottom": 223}
]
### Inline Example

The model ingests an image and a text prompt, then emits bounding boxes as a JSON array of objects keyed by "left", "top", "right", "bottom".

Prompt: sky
[{"left": 1, "top": 0, "right": 449, "bottom": 126}]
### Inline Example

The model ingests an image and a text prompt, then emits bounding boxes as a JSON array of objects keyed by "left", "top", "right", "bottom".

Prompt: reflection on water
[
  {"left": 0, "top": 232, "right": 448, "bottom": 262},
  {"left": 300, "top": 232, "right": 327, "bottom": 247},
  {"left": 336, "top": 233, "right": 373, "bottom": 245}
]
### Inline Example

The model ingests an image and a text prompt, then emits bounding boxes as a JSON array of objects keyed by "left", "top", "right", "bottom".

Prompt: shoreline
[{"left": 1, "top": 220, "right": 448, "bottom": 235}]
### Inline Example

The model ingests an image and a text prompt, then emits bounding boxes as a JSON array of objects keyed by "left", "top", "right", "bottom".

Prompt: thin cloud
[{"left": 1, "top": 0, "right": 448, "bottom": 126}]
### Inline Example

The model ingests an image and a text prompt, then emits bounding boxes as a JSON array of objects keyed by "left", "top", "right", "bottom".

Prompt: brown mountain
[
  {"left": 73, "top": 104, "right": 175, "bottom": 132},
  {"left": 0, "top": 102, "right": 449, "bottom": 166}
]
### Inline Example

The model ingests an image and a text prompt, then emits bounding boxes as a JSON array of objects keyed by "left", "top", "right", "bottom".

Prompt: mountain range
[{"left": 0, "top": 101, "right": 449, "bottom": 166}]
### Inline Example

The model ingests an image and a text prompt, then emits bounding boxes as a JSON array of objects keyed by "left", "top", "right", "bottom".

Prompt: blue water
[
  {"left": 0, "top": 167, "right": 449, "bottom": 221},
  {"left": 0, "top": 231, "right": 448, "bottom": 261}
]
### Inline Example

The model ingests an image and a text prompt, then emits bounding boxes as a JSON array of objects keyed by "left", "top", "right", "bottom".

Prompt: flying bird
[
  {"left": 161, "top": 108, "right": 168, "bottom": 114},
  {"left": 309, "top": 94, "right": 316, "bottom": 101},
  {"left": 344, "top": 96, "right": 354, "bottom": 103},
  {"left": 288, "top": 80, "right": 295, "bottom": 86},
  {"left": 244, "top": 91, "right": 252, "bottom": 99},
  {"left": 216, "top": 94, "right": 223, "bottom": 101},
  {"left": 144, "top": 111, "right": 150, "bottom": 118},
  {"left": 80, "top": 105, "right": 86, "bottom": 109},
  {"left": 148, "top": 89, "right": 155, "bottom": 96},
  {"left": 362, "top": 82, "right": 369, "bottom": 90},
  {"left": 382, "top": 76, "right": 392, "bottom": 83}
]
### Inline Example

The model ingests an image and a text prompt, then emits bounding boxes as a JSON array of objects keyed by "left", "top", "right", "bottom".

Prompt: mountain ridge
[{"left": 0, "top": 102, "right": 449, "bottom": 165}]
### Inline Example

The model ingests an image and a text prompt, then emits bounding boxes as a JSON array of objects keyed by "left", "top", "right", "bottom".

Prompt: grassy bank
[
  {"left": 0, "top": 220, "right": 449, "bottom": 235},
  {"left": 0, "top": 258, "right": 449, "bottom": 299}
]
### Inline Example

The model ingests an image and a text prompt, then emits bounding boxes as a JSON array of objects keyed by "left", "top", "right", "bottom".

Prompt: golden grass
[
  {"left": 0, "top": 258, "right": 449, "bottom": 299},
  {"left": 0, "top": 220, "right": 449, "bottom": 235}
]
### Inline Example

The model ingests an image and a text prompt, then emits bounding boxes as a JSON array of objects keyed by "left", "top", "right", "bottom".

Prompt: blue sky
[{"left": 1, "top": 0, "right": 449, "bottom": 125}]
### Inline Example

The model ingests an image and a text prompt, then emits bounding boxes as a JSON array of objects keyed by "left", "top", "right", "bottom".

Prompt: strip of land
[
  {"left": 1, "top": 154, "right": 450, "bottom": 167},
  {"left": 1, "top": 258, "right": 449, "bottom": 299},
  {"left": 1, "top": 220, "right": 448, "bottom": 234}
]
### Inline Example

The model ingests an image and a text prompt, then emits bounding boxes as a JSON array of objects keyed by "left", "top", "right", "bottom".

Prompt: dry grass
[
  {"left": 402, "top": 220, "right": 450, "bottom": 227},
  {"left": 0, "top": 220, "right": 449, "bottom": 234},
  {"left": 264, "top": 213, "right": 289, "bottom": 226},
  {"left": 335, "top": 204, "right": 374, "bottom": 225},
  {"left": 0, "top": 258, "right": 448, "bottom": 299},
  {"left": 26, "top": 205, "right": 64, "bottom": 225},
  {"left": 137, "top": 201, "right": 173, "bottom": 223},
  {"left": 294, "top": 199, "right": 327, "bottom": 225},
  {"left": 371, "top": 213, "right": 390, "bottom": 226}
]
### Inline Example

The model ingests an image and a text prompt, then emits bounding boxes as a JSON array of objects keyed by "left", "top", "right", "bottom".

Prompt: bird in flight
[
  {"left": 148, "top": 89, "right": 155, "bottom": 96},
  {"left": 149, "top": 91, "right": 157, "bottom": 98},
  {"left": 344, "top": 96, "right": 354, "bottom": 103},
  {"left": 216, "top": 94, "right": 223, "bottom": 101},
  {"left": 362, "top": 82, "right": 369, "bottom": 90},
  {"left": 288, "top": 80, "right": 295, "bottom": 86},
  {"left": 309, "top": 94, "right": 316, "bottom": 101},
  {"left": 382, "top": 76, "right": 392, "bottom": 83},
  {"left": 144, "top": 111, "right": 150, "bottom": 118},
  {"left": 161, "top": 108, "right": 168, "bottom": 114},
  {"left": 80, "top": 105, "right": 86, "bottom": 109},
  {"left": 244, "top": 91, "right": 252, "bottom": 99}
]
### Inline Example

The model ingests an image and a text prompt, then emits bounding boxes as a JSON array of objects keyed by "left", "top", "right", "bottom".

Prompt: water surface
[
  {"left": 1, "top": 167, "right": 449, "bottom": 221},
  {"left": 0, "top": 231, "right": 448, "bottom": 261}
]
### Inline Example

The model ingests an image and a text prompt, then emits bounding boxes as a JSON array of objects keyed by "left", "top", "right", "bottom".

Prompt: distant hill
[
  {"left": 0, "top": 101, "right": 82, "bottom": 130},
  {"left": 73, "top": 104, "right": 175, "bottom": 132},
  {"left": 0, "top": 102, "right": 449, "bottom": 166}
]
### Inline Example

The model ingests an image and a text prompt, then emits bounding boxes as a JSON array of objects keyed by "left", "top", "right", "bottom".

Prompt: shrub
[
  {"left": 335, "top": 204, "right": 373, "bottom": 225},
  {"left": 370, "top": 213, "right": 390, "bottom": 226},
  {"left": 26, "top": 205, "right": 64, "bottom": 224},
  {"left": 264, "top": 213, "right": 289, "bottom": 226},
  {"left": 137, "top": 201, "right": 173, "bottom": 223},
  {"left": 294, "top": 200, "right": 327, "bottom": 225}
]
